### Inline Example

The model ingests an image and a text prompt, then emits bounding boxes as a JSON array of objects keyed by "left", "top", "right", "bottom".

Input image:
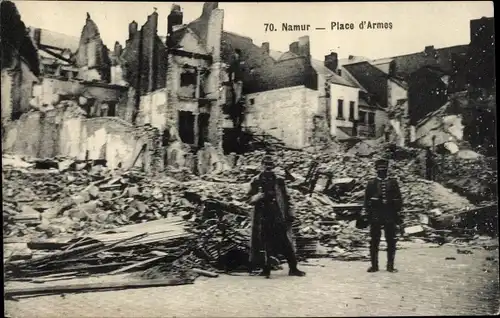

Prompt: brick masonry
[{"left": 244, "top": 86, "right": 319, "bottom": 149}]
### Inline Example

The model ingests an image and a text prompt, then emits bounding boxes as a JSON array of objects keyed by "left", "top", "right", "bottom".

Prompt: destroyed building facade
[
  {"left": 336, "top": 16, "right": 495, "bottom": 151},
  {"left": 1, "top": 0, "right": 40, "bottom": 129},
  {"left": 2, "top": 1, "right": 496, "bottom": 174}
]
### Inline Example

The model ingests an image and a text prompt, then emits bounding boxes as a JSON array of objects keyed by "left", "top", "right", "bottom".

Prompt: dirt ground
[{"left": 5, "top": 242, "right": 499, "bottom": 317}]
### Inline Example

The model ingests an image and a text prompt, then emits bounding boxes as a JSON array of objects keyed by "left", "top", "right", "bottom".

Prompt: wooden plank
[
  {"left": 93, "top": 217, "right": 185, "bottom": 235},
  {"left": 191, "top": 268, "right": 219, "bottom": 278},
  {"left": 331, "top": 203, "right": 363, "bottom": 208},
  {"left": 108, "top": 256, "right": 166, "bottom": 275},
  {"left": 17, "top": 242, "right": 105, "bottom": 267},
  {"left": 5, "top": 278, "right": 194, "bottom": 297},
  {"left": 19, "top": 262, "right": 134, "bottom": 277},
  {"left": 66, "top": 233, "right": 148, "bottom": 262}
]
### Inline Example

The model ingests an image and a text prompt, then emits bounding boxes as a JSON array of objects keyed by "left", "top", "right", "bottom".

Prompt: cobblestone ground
[{"left": 5, "top": 243, "right": 499, "bottom": 317}]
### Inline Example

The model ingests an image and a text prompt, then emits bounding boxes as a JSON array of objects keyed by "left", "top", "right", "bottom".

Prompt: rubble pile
[
  {"left": 3, "top": 155, "right": 372, "bottom": 283},
  {"left": 436, "top": 154, "right": 497, "bottom": 204},
  {"left": 3, "top": 142, "right": 490, "bottom": 284}
]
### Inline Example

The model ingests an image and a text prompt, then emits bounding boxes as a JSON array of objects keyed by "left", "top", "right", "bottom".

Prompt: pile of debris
[
  {"left": 3, "top": 146, "right": 491, "bottom": 288},
  {"left": 435, "top": 154, "right": 497, "bottom": 204}
]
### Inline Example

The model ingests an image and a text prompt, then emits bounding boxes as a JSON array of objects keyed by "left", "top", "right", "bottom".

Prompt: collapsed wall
[{"left": 2, "top": 103, "right": 163, "bottom": 173}]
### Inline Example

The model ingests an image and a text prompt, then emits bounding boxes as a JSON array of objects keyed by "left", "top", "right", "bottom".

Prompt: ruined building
[
  {"left": 2, "top": 8, "right": 159, "bottom": 174},
  {"left": 1, "top": 0, "right": 40, "bottom": 128}
]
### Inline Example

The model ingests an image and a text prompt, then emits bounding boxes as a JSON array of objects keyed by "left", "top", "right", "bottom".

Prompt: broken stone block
[
  {"left": 72, "top": 191, "right": 91, "bottom": 205},
  {"left": 10, "top": 247, "right": 33, "bottom": 261},
  {"left": 418, "top": 214, "right": 430, "bottom": 225},
  {"left": 79, "top": 201, "right": 99, "bottom": 215},
  {"left": 45, "top": 225, "right": 62, "bottom": 237},
  {"left": 429, "top": 208, "right": 443, "bottom": 217},
  {"left": 152, "top": 187, "right": 164, "bottom": 200},
  {"left": 42, "top": 204, "right": 64, "bottom": 220},
  {"left": 36, "top": 218, "right": 51, "bottom": 232},
  {"left": 64, "top": 208, "right": 89, "bottom": 220},
  {"left": 85, "top": 185, "right": 100, "bottom": 199},
  {"left": 125, "top": 207, "right": 139, "bottom": 219},
  {"left": 128, "top": 186, "right": 140, "bottom": 197},
  {"left": 99, "top": 191, "right": 114, "bottom": 201},
  {"left": 13, "top": 206, "right": 41, "bottom": 224},
  {"left": 29, "top": 201, "right": 54, "bottom": 212},
  {"left": 96, "top": 211, "right": 112, "bottom": 223},
  {"left": 404, "top": 225, "right": 425, "bottom": 235},
  {"left": 131, "top": 200, "right": 148, "bottom": 213},
  {"left": 58, "top": 159, "right": 75, "bottom": 172}
]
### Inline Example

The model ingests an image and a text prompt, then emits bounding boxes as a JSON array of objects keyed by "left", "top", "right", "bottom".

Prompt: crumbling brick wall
[
  {"left": 122, "top": 12, "right": 166, "bottom": 95},
  {"left": 75, "top": 14, "right": 111, "bottom": 83},
  {"left": 2, "top": 105, "right": 163, "bottom": 174},
  {"left": 243, "top": 86, "right": 318, "bottom": 149}
]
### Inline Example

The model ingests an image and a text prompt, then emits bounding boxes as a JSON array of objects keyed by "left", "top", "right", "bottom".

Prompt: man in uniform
[
  {"left": 363, "top": 158, "right": 404, "bottom": 273},
  {"left": 246, "top": 154, "right": 306, "bottom": 278}
]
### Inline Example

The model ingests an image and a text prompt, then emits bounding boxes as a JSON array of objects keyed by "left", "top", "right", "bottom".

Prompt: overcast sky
[{"left": 14, "top": 1, "right": 494, "bottom": 61}]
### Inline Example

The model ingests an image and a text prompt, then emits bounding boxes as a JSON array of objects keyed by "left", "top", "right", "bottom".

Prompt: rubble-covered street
[
  {"left": 2, "top": 1, "right": 498, "bottom": 317},
  {"left": 3, "top": 143, "right": 498, "bottom": 307},
  {"left": 5, "top": 243, "right": 499, "bottom": 317}
]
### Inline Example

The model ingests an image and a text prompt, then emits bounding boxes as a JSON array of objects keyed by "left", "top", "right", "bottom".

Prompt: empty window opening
[
  {"left": 198, "top": 113, "right": 210, "bottom": 147},
  {"left": 249, "top": 98, "right": 255, "bottom": 105},
  {"left": 359, "top": 111, "right": 367, "bottom": 124},
  {"left": 108, "top": 102, "right": 117, "bottom": 117},
  {"left": 349, "top": 101, "right": 355, "bottom": 121},
  {"left": 368, "top": 112, "right": 375, "bottom": 126},
  {"left": 178, "top": 111, "right": 195, "bottom": 144},
  {"left": 179, "top": 68, "right": 197, "bottom": 98},
  {"left": 337, "top": 99, "right": 344, "bottom": 119},
  {"left": 222, "top": 128, "right": 240, "bottom": 155}
]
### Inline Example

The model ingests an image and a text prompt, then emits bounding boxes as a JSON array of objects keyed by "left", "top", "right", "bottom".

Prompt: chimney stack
[
  {"left": 128, "top": 21, "right": 138, "bottom": 39},
  {"left": 114, "top": 41, "right": 122, "bottom": 57},
  {"left": 324, "top": 52, "right": 338, "bottom": 72},
  {"left": 202, "top": 2, "right": 219, "bottom": 17},
  {"left": 298, "top": 35, "right": 310, "bottom": 57},
  {"left": 424, "top": 45, "right": 435, "bottom": 56},
  {"left": 261, "top": 42, "right": 270, "bottom": 54},
  {"left": 168, "top": 4, "right": 183, "bottom": 36},
  {"left": 289, "top": 41, "right": 299, "bottom": 55},
  {"left": 147, "top": 10, "right": 159, "bottom": 35}
]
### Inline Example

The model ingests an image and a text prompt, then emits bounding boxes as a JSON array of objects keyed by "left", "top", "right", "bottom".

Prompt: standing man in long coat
[
  {"left": 363, "top": 158, "right": 404, "bottom": 273},
  {"left": 246, "top": 154, "right": 306, "bottom": 278}
]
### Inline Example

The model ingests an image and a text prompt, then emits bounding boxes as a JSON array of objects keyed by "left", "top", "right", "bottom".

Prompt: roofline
[
  {"left": 222, "top": 30, "right": 253, "bottom": 42},
  {"left": 329, "top": 80, "right": 358, "bottom": 89},
  {"left": 340, "top": 66, "right": 368, "bottom": 92},
  {"left": 382, "top": 43, "right": 469, "bottom": 60},
  {"left": 388, "top": 77, "right": 408, "bottom": 89}
]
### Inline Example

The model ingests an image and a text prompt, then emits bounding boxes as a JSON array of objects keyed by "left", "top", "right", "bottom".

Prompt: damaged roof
[
  {"left": 344, "top": 62, "right": 389, "bottom": 108},
  {"left": 28, "top": 27, "right": 80, "bottom": 53},
  {"left": 267, "top": 49, "right": 356, "bottom": 88},
  {"left": 310, "top": 58, "right": 357, "bottom": 88},
  {"left": 182, "top": 15, "right": 315, "bottom": 94},
  {"left": 388, "top": 45, "right": 469, "bottom": 80},
  {"left": 221, "top": 32, "right": 316, "bottom": 94}
]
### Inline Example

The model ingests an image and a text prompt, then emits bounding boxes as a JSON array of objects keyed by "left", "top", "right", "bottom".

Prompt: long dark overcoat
[{"left": 246, "top": 172, "right": 295, "bottom": 265}]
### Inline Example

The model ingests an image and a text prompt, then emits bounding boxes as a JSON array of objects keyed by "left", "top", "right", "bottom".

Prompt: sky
[{"left": 13, "top": 1, "right": 494, "bottom": 61}]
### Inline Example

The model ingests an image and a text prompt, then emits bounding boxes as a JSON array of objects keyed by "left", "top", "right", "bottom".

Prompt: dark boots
[
  {"left": 387, "top": 245, "right": 398, "bottom": 273},
  {"left": 367, "top": 244, "right": 379, "bottom": 272},
  {"left": 259, "top": 265, "right": 271, "bottom": 278},
  {"left": 368, "top": 246, "right": 398, "bottom": 273},
  {"left": 288, "top": 263, "right": 306, "bottom": 277},
  {"left": 257, "top": 264, "right": 306, "bottom": 278}
]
